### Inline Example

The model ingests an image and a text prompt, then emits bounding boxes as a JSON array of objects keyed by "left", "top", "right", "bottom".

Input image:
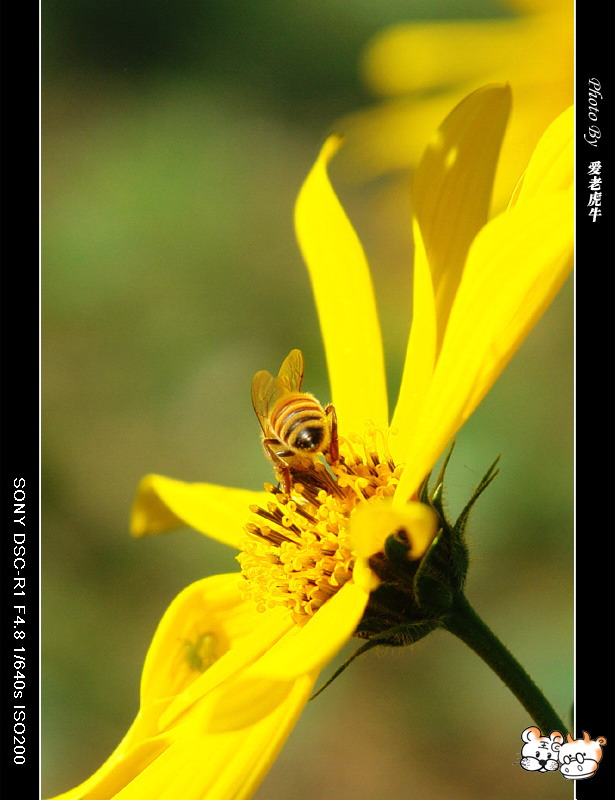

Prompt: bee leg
[
  {"left": 263, "top": 439, "right": 293, "bottom": 495},
  {"left": 324, "top": 404, "right": 339, "bottom": 464},
  {"left": 279, "top": 467, "right": 292, "bottom": 495}
]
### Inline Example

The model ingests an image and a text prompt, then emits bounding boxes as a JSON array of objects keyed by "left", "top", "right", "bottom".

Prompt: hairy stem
[{"left": 442, "top": 592, "right": 566, "bottom": 734}]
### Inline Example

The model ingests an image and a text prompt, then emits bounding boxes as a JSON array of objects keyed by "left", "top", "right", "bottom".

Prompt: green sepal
[
  {"left": 361, "top": 582, "right": 417, "bottom": 624},
  {"left": 430, "top": 441, "right": 456, "bottom": 518},
  {"left": 311, "top": 620, "right": 438, "bottom": 701},
  {"left": 310, "top": 640, "right": 376, "bottom": 701},
  {"left": 448, "top": 530, "right": 470, "bottom": 589},
  {"left": 415, "top": 451, "right": 500, "bottom": 606},
  {"left": 453, "top": 456, "right": 500, "bottom": 538},
  {"left": 383, "top": 529, "right": 420, "bottom": 580},
  {"left": 368, "top": 582, "right": 412, "bottom": 612},
  {"left": 373, "top": 620, "right": 439, "bottom": 647},
  {"left": 417, "top": 471, "right": 433, "bottom": 504},
  {"left": 449, "top": 456, "right": 499, "bottom": 585},
  {"left": 356, "top": 619, "right": 438, "bottom": 647},
  {"left": 356, "top": 448, "right": 500, "bottom": 650},
  {"left": 412, "top": 530, "right": 455, "bottom": 615}
]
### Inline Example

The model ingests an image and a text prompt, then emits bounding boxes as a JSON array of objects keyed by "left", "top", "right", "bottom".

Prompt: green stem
[{"left": 442, "top": 592, "right": 566, "bottom": 735}]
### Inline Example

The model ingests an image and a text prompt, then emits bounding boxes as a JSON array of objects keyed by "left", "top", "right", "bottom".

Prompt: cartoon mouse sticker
[
  {"left": 519, "top": 727, "right": 563, "bottom": 772},
  {"left": 558, "top": 731, "right": 607, "bottom": 780},
  {"left": 518, "top": 727, "right": 607, "bottom": 779}
]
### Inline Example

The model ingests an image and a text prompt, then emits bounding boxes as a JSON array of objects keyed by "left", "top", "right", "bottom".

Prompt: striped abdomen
[{"left": 269, "top": 392, "right": 329, "bottom": 453}]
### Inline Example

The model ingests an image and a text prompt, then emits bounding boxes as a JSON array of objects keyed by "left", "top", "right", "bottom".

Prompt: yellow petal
[
  {"left": 510, "top": 0, "right": 568, "bottom": 14},
  {"left": 362, "top": 20, "right": 533, "bottom": 96},
  {"left": 110, "top": 672, "right": 317, "bottom": 800},
  {"left": 337, "top": 92, "right": 466, "bottom": 182},
  {"left": 140, "top": 574, "right": 246, "bottom": 709},
  {"left": 392, "top": 88, "right": 510, "bottom": 460},
  {"left": 252, "top": 580, "right": 369, "bottom": 680},
  {"left": 340, "top": 2, "right": 571, "bottom": 210},
  {"left": 59, "top": 676, "right": 317, "bottom": 800},
  {"left": 207, "top": 674, "right": 300, "bottom": 733},
  {"left": 352, "top": 554, "right": 381, "bottom": 593},
  {"left": 205, "top": 673, "right": 317, "bottom": 800},
  {"left": 350, "top": 500, "right": 439, "bottom": 560},
  {"left": 361, "top": 9, "right": 571, "bottom": 98},
  {"left": 512, "top": 106, "right": 573, "bottom": 204},
  {"left": 493, "top": 78, "right": 571, "bottom": 211},
  {"left": 158, "top": 609, "right": 293, "bottom": 729},
  {"left": 48, "top": 576, "right": 296, "bottom": 800},
  {"left": 49, "top": 577, "right": 248, "bottom": 800},
  {"left": 49, "top": 734, "right": 172, "bottom": 800},
  {"left": 131, "top": 474, "right": 267, "bottom": 549},
  {"left": 395, "top": 187, "right": 572, "bottom": 503},
  {"left": 139, "top": 573, "right": 291, "bottom": 729},
  {"left": 339, "top": 79, "right": 569, "bottom": 213},
  {"left": 413, "top": 84, "right": 511, "bottom": 349},
  {"left": 389, "top": 218, "right": 436, "bottom": 464},
  {"left": 295, "top": 135, "right": 388, "bottom": 433}
]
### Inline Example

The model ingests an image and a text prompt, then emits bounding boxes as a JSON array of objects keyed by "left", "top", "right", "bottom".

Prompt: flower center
[{"left": 237, "top": 431, "right": 402, "bottom": 623}]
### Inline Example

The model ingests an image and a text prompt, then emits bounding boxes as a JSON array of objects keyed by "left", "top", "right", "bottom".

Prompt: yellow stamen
[{"left": 237, "top": 432, "right": 401, "bottom": 623}]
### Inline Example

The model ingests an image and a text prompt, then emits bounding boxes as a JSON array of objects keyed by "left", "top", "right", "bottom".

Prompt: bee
[{"left": 251, "top": 349, "right": 338, "bottom": 493}]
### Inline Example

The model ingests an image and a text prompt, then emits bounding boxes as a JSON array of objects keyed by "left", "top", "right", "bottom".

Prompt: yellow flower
[
  {"left": 51, "top": 86, "right": 572, "bottom": 800},
  {"left": 338, "top": 0, "right": 572, "bottom": 208}
]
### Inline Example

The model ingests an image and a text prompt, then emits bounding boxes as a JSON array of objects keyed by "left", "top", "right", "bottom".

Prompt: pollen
[{"left": 237, "top": 431, "right": 402, "bottom": 623}]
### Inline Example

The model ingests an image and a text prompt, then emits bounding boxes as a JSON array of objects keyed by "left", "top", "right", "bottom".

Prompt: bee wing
[
  {"left": 251, "top": 350, "right": 304, "bottom": 436},
  {"left": 275, "top": 348, "right": 304, "bottom": 395},
  {"left": 251, "top": 369, "right": 276, "bottom": 436}
]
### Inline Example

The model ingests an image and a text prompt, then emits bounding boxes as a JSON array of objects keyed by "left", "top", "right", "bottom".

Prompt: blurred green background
[{"left": 43, "top": 1, "right": 572, "bottom": 798}]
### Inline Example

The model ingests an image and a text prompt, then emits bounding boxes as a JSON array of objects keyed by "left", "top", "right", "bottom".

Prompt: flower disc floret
[{"left": 237, "top": 432, "right": 402, "bottom": 622}]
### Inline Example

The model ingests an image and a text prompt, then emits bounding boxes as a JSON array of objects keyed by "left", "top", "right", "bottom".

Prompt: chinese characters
[{"left": 588, "top": 161, "right": 602, "bottom": 222}]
